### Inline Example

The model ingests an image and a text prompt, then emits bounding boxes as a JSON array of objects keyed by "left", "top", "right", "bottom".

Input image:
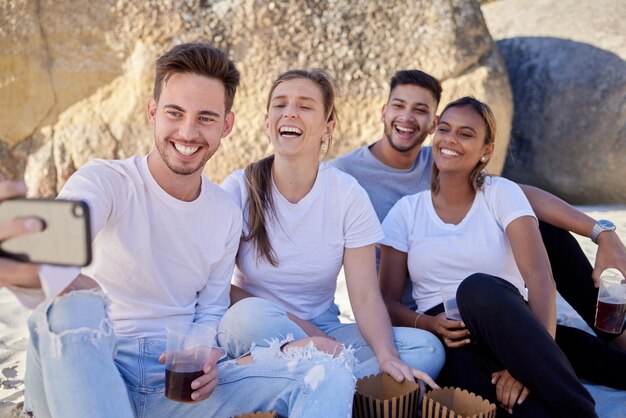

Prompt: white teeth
[
  {"left": 441, "top": 148, "right": 460, "bottom": 156},
  {"left": 395, "top": 125, "right": 415, "bottom": 134},
  {"left": 174, "top": 143, "right": 200, "bottom": 156},
  {"left": 279, "top": 126, "right": 303, "bottom": 135}
]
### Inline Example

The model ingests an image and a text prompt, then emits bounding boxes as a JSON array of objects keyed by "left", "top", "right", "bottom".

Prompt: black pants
[
  {"left": 539, "top": 221, "right": 626, "bottom": 389},
  {"left": 435, "top": 274, "right": 598, "bottom": 418},
  {"left": 407, "top": 222, "right": 626, "bottom": 390}
]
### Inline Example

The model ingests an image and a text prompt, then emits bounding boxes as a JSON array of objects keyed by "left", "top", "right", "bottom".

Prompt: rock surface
[
  {"left": 1, "top": 0, "right": 512, "bottom": 194},
  {"left": 483, "top": 0, "right": 626, "bottom": 203}
]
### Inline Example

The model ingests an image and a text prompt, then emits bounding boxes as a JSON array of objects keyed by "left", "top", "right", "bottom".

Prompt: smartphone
[{"left": 0, "top": 198, "right": 92, "bottom": 266}]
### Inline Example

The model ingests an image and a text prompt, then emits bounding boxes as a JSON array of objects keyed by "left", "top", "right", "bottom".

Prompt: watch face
[{"left": 598, "top": 219, "right": 616, "bottom": 229}]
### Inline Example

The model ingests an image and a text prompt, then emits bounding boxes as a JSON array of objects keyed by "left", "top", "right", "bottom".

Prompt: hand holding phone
[
  {"left": 0, "top": 179, "right": 42, "bottom": 287},
  {"left": 0, "top": 199, "right": 92, "bottom": 267}
]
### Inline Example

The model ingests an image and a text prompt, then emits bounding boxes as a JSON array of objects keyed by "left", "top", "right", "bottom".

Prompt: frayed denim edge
[{"left": 40, "top": 289, "right": 114, "bottom": 359}]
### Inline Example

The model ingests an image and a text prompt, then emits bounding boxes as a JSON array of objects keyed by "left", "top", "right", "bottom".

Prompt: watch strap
[{"left": 591, "top": 220, "right": 616, "bottom": 244}]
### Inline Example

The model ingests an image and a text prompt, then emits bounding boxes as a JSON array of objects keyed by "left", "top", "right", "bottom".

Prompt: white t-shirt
[
  {"left": 381, "top": 176, "right": 536, "bottom": 312},
  {"left": 222, "top": 162, "right": 383, "bottom": 320},
  {"left": 33, "top": 156, "right": 242, "bottom": 339}
]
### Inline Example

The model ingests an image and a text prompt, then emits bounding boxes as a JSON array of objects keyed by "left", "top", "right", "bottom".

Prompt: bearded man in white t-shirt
[{"left": 2, "top": 43, "right": 355, "bottom": 418}]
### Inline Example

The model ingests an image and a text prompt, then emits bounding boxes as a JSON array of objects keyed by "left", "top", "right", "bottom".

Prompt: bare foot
[{"left": 285, "top": 337, "right": 344, "bottom": 356}]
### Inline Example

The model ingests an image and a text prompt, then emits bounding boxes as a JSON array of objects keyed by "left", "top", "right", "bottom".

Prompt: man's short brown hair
[
  {"left": 154, "top": 43, "right": 240, "bottom": 113},
  {"left": 389, "top": 70, "right": 442, "bottom": 106}
]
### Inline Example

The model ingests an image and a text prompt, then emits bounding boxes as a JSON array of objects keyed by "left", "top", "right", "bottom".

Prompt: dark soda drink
[
  {"left": 595, "top": 297, "right": 626, "bottom": 334},
  {"left": 165, "top": 362, "right": 204, "bottom": 402}
]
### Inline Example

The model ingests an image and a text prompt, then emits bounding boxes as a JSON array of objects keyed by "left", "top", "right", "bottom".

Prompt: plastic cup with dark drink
[
  {"left": 594, "top": 274, "right": 626, "bottom": 334},
  {"left": 165, "top": 323, "right": 217, "bottom": 402},
  {"left": 441, "top": 288, "right": 462, "bottom": 321}
]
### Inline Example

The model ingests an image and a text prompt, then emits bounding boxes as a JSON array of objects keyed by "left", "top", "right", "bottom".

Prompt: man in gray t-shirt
[
  {"left": 330, "top": 70, "right": 442, "bottom": 308},
  {"left": 330, "top": 70, "right": 439, "bottom": 225}
]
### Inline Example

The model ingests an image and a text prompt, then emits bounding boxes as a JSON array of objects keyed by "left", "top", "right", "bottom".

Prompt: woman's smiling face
[
  {"left": 432, "top": 105, "right": 492, "bottom": 175},
  {"left": 265, "top": 78, "right": 335, "bottom": 159}
]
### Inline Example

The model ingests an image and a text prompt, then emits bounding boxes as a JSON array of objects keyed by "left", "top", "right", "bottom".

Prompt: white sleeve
[
  {"left": 380, "top": 197, "right": 413, "bottom": 253},
  {"left": 35, "top": 162, "right": 130, "bottom": 304},
  {"left": 343, "top": 183, "right": 384, "bottom": 248},
  {"left": 487, "top": 177, "right": 536, "bottom": 230},
  {"left": 58, "top": 162, "right": 131, "bottom": 236},
  {"left": 196, "top": 208, "right": 243, "bottom": 329}
]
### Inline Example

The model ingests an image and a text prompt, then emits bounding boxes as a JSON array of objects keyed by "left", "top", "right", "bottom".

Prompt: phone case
[{"left": 0, "top": 199, "right": 92, "bottom": 266}]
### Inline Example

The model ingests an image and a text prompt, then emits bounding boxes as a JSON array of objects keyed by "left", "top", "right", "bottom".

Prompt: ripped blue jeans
[
  {"left": 218, "top": 297, "right": 445, "bottom": 380},
  {"left": 24, "top": 291, "right": 356, "bottom": 418}
]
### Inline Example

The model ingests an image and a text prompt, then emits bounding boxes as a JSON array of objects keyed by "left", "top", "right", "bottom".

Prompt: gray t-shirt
[{"left": 329, "top": 143, "right": 433, "bottom": 222}]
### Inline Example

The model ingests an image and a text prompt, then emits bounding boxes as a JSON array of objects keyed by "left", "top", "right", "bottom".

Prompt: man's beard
[
  {"left": 383, "top": 123, "right": 429, "bottom": 153},
  {"left": 155, "top": 134, "right": 214, "bottom": 176}
]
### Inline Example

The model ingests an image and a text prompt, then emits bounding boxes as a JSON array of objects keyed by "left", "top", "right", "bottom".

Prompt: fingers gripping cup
[
  {"left": 165, "top": 323, "right": 218, "bottom": 402},
  {"left": 595, "top": 273, "right": 626, "bottom": 334}
]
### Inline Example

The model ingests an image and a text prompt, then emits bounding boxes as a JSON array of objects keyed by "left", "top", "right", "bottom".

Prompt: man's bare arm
[{"left": 520, "top": 184, "right": 626, "bottom": 284}]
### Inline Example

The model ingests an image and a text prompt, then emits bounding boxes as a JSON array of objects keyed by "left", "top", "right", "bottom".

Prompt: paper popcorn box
[
  {"left": 353, "top": 373, "right": 420, "bottom": 418},
  {"left": 422, "top": 387, "right": 496, "bottom": 418},
  {"left": 233, "top": 411, "right": 278, "bottom": 418}
]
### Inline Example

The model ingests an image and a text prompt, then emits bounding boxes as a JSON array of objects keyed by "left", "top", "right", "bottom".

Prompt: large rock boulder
[
  {"left": 483, "top": 0, "right": 626, "bottom": 204},
  {"left": 0, "top": 0, "right": 124, "bottom": 145},
  {"left": 1, "top": 0, "right": 512, "bottom": 195}
]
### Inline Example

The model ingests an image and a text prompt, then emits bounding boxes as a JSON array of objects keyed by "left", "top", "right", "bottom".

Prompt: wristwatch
[{"left": 591, "top": 219, "right": 616, "bottom": 244}]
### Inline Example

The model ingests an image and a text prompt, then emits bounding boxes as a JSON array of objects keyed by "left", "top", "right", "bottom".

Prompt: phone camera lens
[{"left": 72, "top": 204, "right": 84, "bottom": 217}]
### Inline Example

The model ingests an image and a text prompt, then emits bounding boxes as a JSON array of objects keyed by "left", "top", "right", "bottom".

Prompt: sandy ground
[{"left": 1, "top": 205, "right": 625, "bottom": 417}]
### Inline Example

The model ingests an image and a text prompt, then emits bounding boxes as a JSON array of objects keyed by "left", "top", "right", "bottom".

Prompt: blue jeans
[
  {"left": 218, "top": 297, "right": 445, "bottom": 379},
  {"left": 24, "top": 291, "right": 356, "bottom": 418}
]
